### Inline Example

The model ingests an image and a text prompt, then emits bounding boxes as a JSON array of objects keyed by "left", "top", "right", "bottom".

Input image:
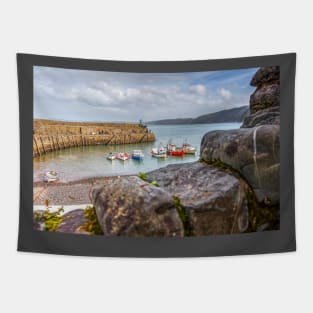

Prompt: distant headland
[{"left": 147, "top": 106, "right": 249, "bottom": 125}]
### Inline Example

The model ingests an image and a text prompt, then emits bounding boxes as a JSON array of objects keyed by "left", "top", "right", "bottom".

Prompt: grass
[
  {"left": 82, "top": 206, "right": 103, "bottom": 235},
  {"left": 173, "top": 195, "right": 193, "bottom": 236},
  {"left": 33, "top": 206, "right": 64, "bottom": 231},
  {"left": 138, "top": 172, "right": 147, "bottom": 181}
]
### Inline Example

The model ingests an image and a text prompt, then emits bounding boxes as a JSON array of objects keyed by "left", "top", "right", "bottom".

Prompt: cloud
[
  {"left": 189, "top": 84, "right": 207, "bottom": 96},
  {"left": 219, "top": 88, "right": 232, "bottom": 100},
  {"left": 34, "top": 66, "right": 257, "bottom": 122}
]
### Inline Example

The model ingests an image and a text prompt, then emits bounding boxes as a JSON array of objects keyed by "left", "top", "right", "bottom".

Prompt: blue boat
[{"left": 131, "top": 150, "right": 144, "bottom": 160}]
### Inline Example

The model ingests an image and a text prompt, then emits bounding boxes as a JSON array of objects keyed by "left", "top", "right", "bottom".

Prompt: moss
[
  {"left": 82, "top": 205, "right": 103, "bottom": 235},
  {"left": 138, "top": 172, "right": 147, "bottom": 181},
  {"left": 34, "top": 207, "right": 64, "bottom": 231},
  {"left": 151, "top": 180, "right": 159, "bottom": 187},
  {"left": 245, "top": 189, "right": 279, "bottom": 232},
  {"left": 201, "top": 158, "right": 280, "bottom": 232},
  {"left": 173, "top": 195, "right": 193, "bottom": 236}
]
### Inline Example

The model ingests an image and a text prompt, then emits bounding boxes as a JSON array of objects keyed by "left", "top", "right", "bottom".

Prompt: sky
[{"left": 34, "top": 66, "right": 258, "bottom": 122}]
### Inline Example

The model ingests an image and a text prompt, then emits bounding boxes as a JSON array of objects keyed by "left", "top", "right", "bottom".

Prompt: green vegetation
[
  {"left": 138, "top": 172, "right": 147, "bottom": 181},
  {"left": 83, "top": 206, "right": 103, "bottom": 235},
  {"left": 138, "top": 172, "right": 159, "bottom": 187},
  {"left": 245, "top": 189, "right": 279, "bottom": 232},
  {"left": 173, "top": 195, "right": 193, "bottom": 236},
  {"left": 200, "top": 158, "right": 280, "bottom": 232},
  {"left": 33, "top": 207, "right": 64, "bottom": 231}
]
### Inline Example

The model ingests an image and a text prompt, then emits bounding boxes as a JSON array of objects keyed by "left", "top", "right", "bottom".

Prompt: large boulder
[
  {"left": 56, "top": 209, "right": 91, "bottom": 235},
  {"left": 249, "top": 84, "right": 280, "bottom": 114},
  {"left": 241, "top": 106, "right": 280, "bottom": 128},
  {"left": 146, "top": 162, "right": 250, "bottom": 236},
  {"left": 91, "top": 176, "right": 183, "bottom": 237},
  {"left": 250, "top": 66, "right": 280, "bottom": 87},
  {"left": 242, "top": 66, "right": 280, "bottom": 128},
  {"left": 200, "top": 125, "right": 280, "bottom": 205}
]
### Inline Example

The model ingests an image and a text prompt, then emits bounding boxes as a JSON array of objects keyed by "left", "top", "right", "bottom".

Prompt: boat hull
[
  {"left": 152, "top": 153, "right": 167, "bottom": 158},
  {"left": 169, "top": 151, "right": 185, "bottom": 156},
  {"left": 132, "top": 155, "right": 144, "bottom": 160}
]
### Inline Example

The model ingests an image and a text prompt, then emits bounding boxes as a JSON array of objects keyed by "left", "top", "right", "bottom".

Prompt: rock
[
  {"left": 249, "top": 83, "right": 280, "bottom": 114},
  {"left": 241, "top": 66, "right": 280, "bottom": 128},
  {"left": 91, "top": 176, "right": 183, "bottom": 237},
  {"left": 241, "top": 106, "right": 280, "bottom": 128},
  {"left": 200, "top": 125, "right": 280, "bottom": 204},
  {"left": 56, "top": 209, "right": 91, "bottom": 235},
  {"left": 33, "top": 210, "right": 46, "bottom": 231},
  {"left": 250, "top": 66, "right": 280, "bottom": 87},
  {"left": 146, "top": 162, "right": 249, "bottom": 236}
]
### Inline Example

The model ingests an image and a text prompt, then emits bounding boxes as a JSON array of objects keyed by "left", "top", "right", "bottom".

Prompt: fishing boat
[
  {"left": 106, "top": 152, "right": 117, "bottom": 160},
  {"left": 151, "top": 144, "right": 167, "bottom": 158},
  {"left": 131, "top": 150, "right": 144, "bottom": 160},
  {"left": 116, "top": 152, "right": 131, "bottom": 161},
  {"left": 44, "top": 171, "right": 58, "bottom": 182},
  {"left": 167, "top": 141, "right": 185, "bottom": 156},
  {"left": 182, "top": 142, "right": 197, "bottom": 154},
  {"left": 169, "top": 150, "right": 185, "bottom": 156}
]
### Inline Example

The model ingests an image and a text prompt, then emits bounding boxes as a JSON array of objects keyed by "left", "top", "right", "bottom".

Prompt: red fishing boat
[
  {"left": 169, "top": 150, "right": 185, "bottom": 156},
  {"left": 167, "top": 141, "right": 185, "bottom": 156}
]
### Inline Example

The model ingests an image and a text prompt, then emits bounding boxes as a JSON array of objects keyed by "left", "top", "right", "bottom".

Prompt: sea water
[{"left": 33, "top": 123, "right": 241, "bottom": 183}]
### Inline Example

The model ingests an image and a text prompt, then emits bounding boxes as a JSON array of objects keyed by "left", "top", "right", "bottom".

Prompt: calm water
[{"left": 33, "top": 123, "right": 241, "bottom": 182}]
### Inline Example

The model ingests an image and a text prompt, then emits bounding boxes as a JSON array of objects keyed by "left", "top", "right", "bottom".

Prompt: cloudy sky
[{"left": 34, "top": 66, "right": 257, "bottom": 122}]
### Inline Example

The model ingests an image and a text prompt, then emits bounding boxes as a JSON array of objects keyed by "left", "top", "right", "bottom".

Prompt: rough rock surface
[
  {"left": 200, "top": 125, "right": 280, "bottom": 204},
  {"left": 146, "top": 162, "right": 250, "bottom": 236},
  {"left": 33, "top": 209, "right": 92, "bottom": 234},
  {"left": 241, "top": 107, "right": 280, "bottom": 128},
  {"left": 242, "top": 66, "right": 280, "bottom": 128},
  {"left": 249, "top": 84, "right": 280, "bottom": 114},
  {"left": 250, "top": 66, "right": 280, "bottom": 87},
  {"left": 91, "top": 176, "right": 183, "bottom": 237},
  {"left": 56, "top": 209, "right": 91, "bottom": 234}
]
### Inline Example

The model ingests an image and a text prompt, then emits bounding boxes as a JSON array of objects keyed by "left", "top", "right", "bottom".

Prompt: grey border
[{"left": 17, "top": 53, "right": 296, "bottom": 257}]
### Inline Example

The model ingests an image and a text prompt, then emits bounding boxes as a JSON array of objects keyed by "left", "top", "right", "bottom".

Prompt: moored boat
[
  {"left": 131, "top": 150, "right": 144, "bottom": 160},
  {"left": 116, "top": 152, "right": 131, "bottom": 161},
  {"left": 182, "top": 142, "right": 197, "bottom": 154},
  {"left": 167, "top": 141, "right": 184, "bottom": 156},
  {"left": 169, "top": 150, "right": 185, "bottom": 156},
  {"left": 44, "top": 170, "right": 59, "bottom": 182},
  {"left": 106, "top": 152, "right": 117, "bottom": 160},
  {"left": 151, "top": 144, "right": 167, "bottom": 158}
]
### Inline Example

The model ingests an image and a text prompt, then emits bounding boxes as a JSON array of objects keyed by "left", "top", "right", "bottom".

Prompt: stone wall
[{"left": 33, "top": 119, "right": 155, "bottom": 157}]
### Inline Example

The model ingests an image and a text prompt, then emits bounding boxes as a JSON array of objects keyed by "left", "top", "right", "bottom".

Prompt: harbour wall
[{"left": 33, "top": 119, "right": 156, "bottom": 157}]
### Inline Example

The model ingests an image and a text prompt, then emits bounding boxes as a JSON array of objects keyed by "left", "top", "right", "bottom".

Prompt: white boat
[
  {"left": 151, "top": 145, "right": 167, "bottom": 158},
  {"left": 182, "top": 142, "right": 197, "bottom": 154},
  {"left": 44, "top": 171, "right": 58, "bottom": 182},
  {"left": 106, "top": 152, "right": 117, "bottom": 160}
]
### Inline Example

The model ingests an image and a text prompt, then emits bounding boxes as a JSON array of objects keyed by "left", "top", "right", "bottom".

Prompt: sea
[{"left": 33, "top": 123, "right": 241, "bottom": 183}]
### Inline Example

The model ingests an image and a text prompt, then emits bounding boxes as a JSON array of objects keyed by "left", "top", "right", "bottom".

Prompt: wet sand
[{"left": 33, "top": 175, "right": 130, "bottom": 205}]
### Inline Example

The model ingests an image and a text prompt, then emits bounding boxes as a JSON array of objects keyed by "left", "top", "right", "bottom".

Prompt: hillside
[{"left": 148, "top": 106, "right": 249, "bottom": 125}]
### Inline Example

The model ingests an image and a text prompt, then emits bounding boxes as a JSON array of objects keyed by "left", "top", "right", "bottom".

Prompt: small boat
[
  {"left": 182, "top": 142, "right": 197, "bottom": 154},
  {"left": 116, "top": 152, "right": 131, "bottom": 161},
  {"left": 44, "top": 171, "right": 58, "bottom": 182},
  {"left": 167, "top": 143, "right": 176, "bottom": 153},
  {"left": 106, "top": 152, "right": 117, "bottom": 160},
  {"left": 169, "top": 150, "right": 185, "bottom": 157},
  {"left": 151, "top": 144, "right": 167, "bottom": 158},
  {"left": 132, "top": 150, "right": 144, "bottom": 160},
  {"left": 167, "top": 141, "right": 184, "bottom": 156}
]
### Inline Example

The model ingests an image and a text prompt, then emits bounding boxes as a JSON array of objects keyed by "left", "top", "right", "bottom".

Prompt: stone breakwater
[{"left": 33, "top": 119, "right": 155, "bottom": 157}]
